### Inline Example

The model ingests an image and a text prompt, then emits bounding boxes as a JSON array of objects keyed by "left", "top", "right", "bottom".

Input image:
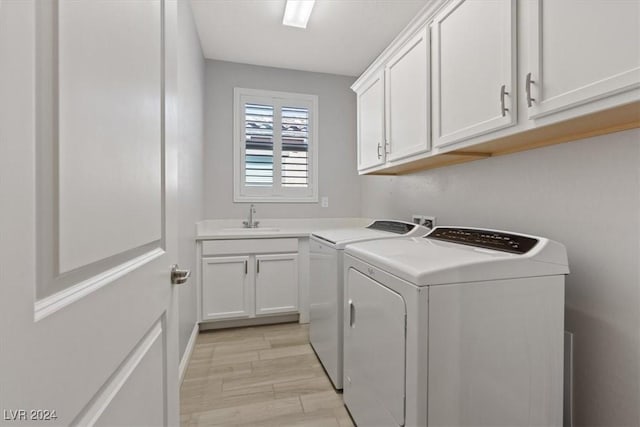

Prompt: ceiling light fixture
[{"left": 282, "top": 0, "right": 316, "bottom": 29}]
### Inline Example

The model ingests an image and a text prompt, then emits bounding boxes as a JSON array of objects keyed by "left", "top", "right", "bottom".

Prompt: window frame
[{"left": 233, "top": 87, "right": 319, "bottom": 203}]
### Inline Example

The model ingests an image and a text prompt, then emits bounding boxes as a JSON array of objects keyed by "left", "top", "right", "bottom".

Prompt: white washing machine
[
  {"left": 309, "top": 220, "right": 429, "bottom": 390},
  {"left": 343, "top": 227, "right": 569, "bottom": 427}
]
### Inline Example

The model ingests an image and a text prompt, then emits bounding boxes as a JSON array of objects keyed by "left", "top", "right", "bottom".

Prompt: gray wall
[
  {"left": 204, "top": 59, "right": 360, "bottom": 219},
  {"left": 177, "top": 0, "right": 205, "bottom": 360},
  {"left": 361, "top": 128, "right": 640, "bottom": 426}
]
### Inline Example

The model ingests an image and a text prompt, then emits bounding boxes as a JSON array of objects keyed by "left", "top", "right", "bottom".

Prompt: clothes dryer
[{"left": 343, "top": 227, "right": 569, "bottom": 426}]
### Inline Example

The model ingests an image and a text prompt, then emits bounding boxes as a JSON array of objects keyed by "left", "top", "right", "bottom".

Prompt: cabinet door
[
  {"left": 357, "top": 71, "right": 386, "bottom": 171},
  {"left": 255, "top": 253, "right": 298, "bottom": 316},
  {"left": 385, "top": 26, "right": 430, "bottom": 162},
  {"left": 202, "top": 256, "right": 251, "bottom": 320},
  {"left": 432, "top": 0, "right": 516, "bottom": 148},
  {"left": 526, "top": 0, "right": 640, "bottom": 119}
]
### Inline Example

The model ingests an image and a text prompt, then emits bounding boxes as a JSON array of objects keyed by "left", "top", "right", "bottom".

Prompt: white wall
[
  {"left": 177, "top": 0, "right": 205, "bottom": 360},
  {"left": 204, "top": 59, "right": 360, "bottom": 220},
  {"left": 361, "top": 128, "right": 640, "bottom": 426}
]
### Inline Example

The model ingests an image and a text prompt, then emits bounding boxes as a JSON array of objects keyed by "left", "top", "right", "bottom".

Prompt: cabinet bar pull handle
[
  {"left": 526, "top": 72, "right": 535, "bottom": 107},
  {"left": 385, "top": 140, "right": 390, "bottom": 155},
  {"left": 257, "top": 259, "right": 260, "bottom": 274},
  {"left": 244, "top": 260, "right": 247, "bottom": 274},
  {"left": 500, "top": 84, "right": 509, "bottom": 117},
  {"left": 349, "top": 300, "right": 356, "bottom": 327},
  {"left": 377, "top": 142, "right": 382, "bottom": 159}
]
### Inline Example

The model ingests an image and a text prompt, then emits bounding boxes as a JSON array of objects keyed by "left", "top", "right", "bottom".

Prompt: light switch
[{"left": 321, "top": 196, "right": 329, "bottom": 208}]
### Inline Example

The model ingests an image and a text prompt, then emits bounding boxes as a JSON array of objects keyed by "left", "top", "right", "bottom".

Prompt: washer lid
[
  {"left": 344, "top": 227, "right": 569, "bottom": 286},
  {"left": 311, "top": 220, "right": 428, "bottom": 249}
]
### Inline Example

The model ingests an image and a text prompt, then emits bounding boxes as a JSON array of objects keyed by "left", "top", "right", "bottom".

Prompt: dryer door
[{"left": 344, "top": 268, "right": 406, "bottom": 427}]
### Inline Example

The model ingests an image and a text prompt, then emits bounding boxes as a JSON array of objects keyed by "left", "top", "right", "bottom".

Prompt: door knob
[{"left": 170, "top": 264, "right": 191, "bottom": 285}]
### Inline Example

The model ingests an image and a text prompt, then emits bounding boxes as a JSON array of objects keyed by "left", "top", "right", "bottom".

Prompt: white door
[
  {"left": 385, "top": 25, "right": 430, "bottom": 162},
  {"left": 526, "top": 0, "right": 640, "bottom": 119},
  {"left": 202, "top": 256, "right": 252, "bottom": 320},
  {"left": 343, "top": 269, "right": 406, "bottom": 427},
  {"left": 255, "top": 254, "right": 299, "bottom": 316},
  {"left": 432, "top": 0, "right": 516, "bottom": 148},
  {"left": 0, "top": 1, "right": 180, "bottom": 425},
  {"left": 356, "top": 71, "right": 386, "bottom": 171}
]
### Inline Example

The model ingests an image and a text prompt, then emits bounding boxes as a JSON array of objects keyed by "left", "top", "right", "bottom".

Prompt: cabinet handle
[
  {"left": 377, "top": 142, "right": 382, "bottom": 159},
  {"left": 526, "top": 72, "right": 535, "bottom": 107},
  {"left": 348, "top": 299, "right": 356, "bottom": 327},
  {"left": 244, "top": 260, "right": 247, "bottom": 274},
  {"left": 500, "top": 84, "right": 509, "bottom": 117},
  {"left": 385, "top": 140, "right": 390, "bottom": 155},
  {"left": 256, "top": 259, "right": 260, "bottom": 274}
]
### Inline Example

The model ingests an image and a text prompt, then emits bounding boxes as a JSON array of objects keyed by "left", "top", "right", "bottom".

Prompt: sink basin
[{"left": 219, "top": 227, "right": 280, "bottom": 233}]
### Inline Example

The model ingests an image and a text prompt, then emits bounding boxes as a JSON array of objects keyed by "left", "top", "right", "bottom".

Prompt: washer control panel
[
  {"left": 426, "top": 227, "right": 539, "bottom": 254},
  {"left": 367, "top": 220, "right": 415, "bottom": 235}
]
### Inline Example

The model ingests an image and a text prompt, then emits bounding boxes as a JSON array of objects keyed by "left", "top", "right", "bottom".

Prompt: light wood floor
[{"left": 180, "top": 323, "right": 354, "bottom": 427}]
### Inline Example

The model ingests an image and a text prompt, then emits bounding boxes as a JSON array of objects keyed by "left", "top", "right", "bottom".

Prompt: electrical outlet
[
  {"left": 321, "top": 196, "right": 329, "bottom": 208},
  {"left": 422, "top": 216, "right": 436, "bottom": 229},
  {"left": 411, "top": 214, "right": 423, "bottom": 225}
]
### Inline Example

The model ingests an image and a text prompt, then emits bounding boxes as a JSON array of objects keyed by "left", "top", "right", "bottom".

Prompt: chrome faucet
[{"left": 242, "top": 204, "right": 259, "bottom": 228}]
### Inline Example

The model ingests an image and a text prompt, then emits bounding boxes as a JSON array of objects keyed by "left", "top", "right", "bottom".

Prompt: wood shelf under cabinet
[{"left": 370, "top": 101, "right": 640, "bottom": 175}]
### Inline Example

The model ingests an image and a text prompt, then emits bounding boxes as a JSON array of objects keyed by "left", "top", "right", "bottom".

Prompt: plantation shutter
[
  {"left": 281, "top": 106, "right": 309, "bottom": 188},
  {"left": 235, "top": 88, "right": 317, "bottom": 202},
  {"left": 244, "top": 103, "right": 274, "bottom": 187}
]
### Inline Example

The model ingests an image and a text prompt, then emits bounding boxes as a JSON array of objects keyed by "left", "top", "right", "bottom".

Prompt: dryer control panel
[{"left": 426, "top": 227, "right": 539, "bottom": 254}]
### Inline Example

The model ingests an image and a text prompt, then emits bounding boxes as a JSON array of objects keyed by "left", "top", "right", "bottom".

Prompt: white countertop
[{"left": 196, "top": 217, "right": 373, "bottom": 240}]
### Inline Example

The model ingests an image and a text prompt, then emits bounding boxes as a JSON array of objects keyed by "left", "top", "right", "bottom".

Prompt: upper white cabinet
[
  {"left": 385, "top": 26, "right": 431, "bottom": 162},
  {"left": 352, "top": 0, "right": 639, "bottom": 175},
  {"left": 432, "top": 0, "right": 516, "bottom": 148},
  {"left": 525, "top": 0, "right": 640, "bottom": 119},
  {"left": 356, "top": 71, "right": 386, "bottom": 171}
]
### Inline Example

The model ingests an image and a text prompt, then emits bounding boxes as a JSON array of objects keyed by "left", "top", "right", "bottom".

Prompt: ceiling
[{"left": 190, "top": 0, "right": 429, "bottom": 77}]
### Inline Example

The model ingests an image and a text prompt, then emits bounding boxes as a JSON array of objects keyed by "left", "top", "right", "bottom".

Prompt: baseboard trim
[
  {"left": 179, "top": 323, "right": 199, "bottom": 384},
  {"left": 199, "top": 313, "right": 300, "bottom": 331}
]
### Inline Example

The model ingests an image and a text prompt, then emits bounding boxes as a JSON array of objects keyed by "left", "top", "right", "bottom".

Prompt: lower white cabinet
[
  {"left": 202, "top": 256, "right": 251, "bottom": 320},
  {"left": 200, "top": 239, "right": 299, "bottom": 322},
  {"left": 255, "top": 254, "right": 298, "bottom": 316}
]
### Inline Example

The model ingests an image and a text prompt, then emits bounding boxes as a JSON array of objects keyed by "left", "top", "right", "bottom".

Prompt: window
[{"left": 234, "top": 88, "right": 318, "bottom": 202}]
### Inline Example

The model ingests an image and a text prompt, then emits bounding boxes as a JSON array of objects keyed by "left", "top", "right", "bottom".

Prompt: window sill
[{"left": 233, "top": 195, "right": 319, "bottom": 204}]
